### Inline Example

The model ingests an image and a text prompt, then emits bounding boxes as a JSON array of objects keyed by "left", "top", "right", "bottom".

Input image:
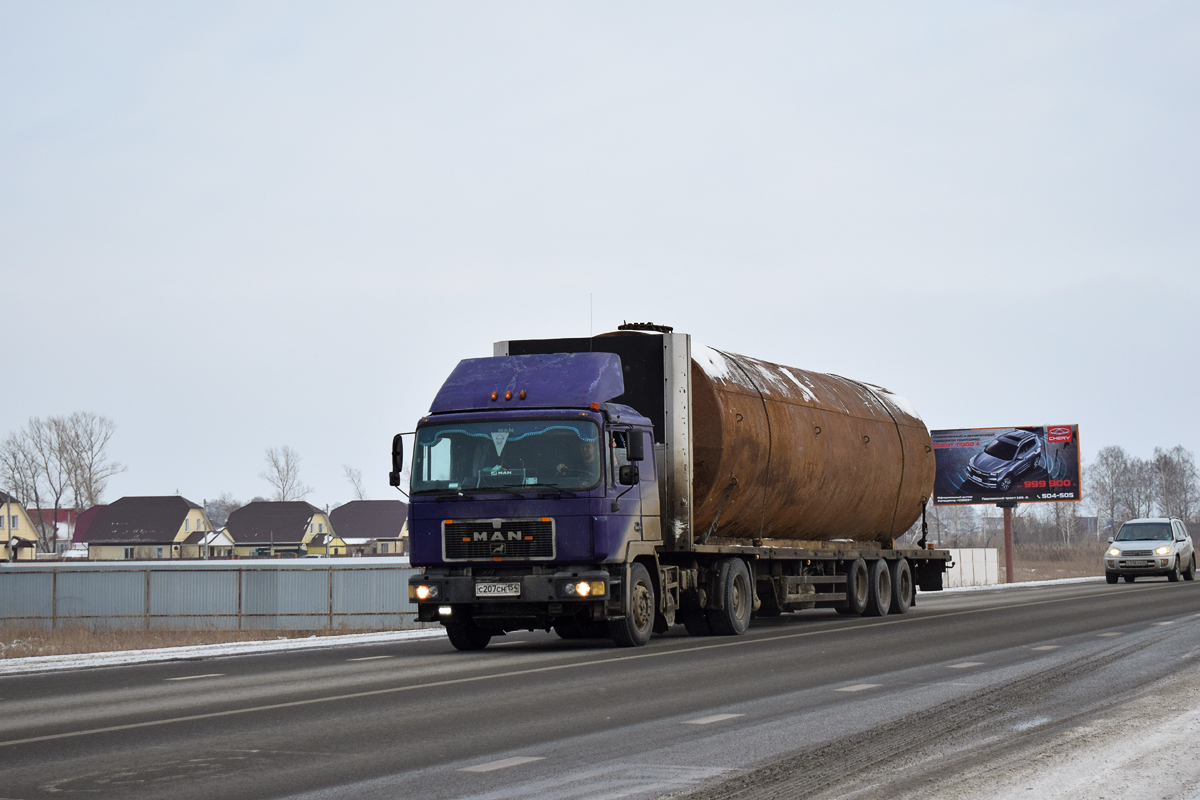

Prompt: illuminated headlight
[
  {"left": 1156, "top": 546, "right": 1172, "bottom": 556},
  {"left": 415, "top": 584, "right": 438, "bottom": 601},
  {"left": 563, "top": 580, "right": 605, "bottom": 597},
  {"left": 574, "top": 581, "right": 592, "bottom": 597},
  {"left": 1107, "top": 548, "right": 1121, "bottom": 557},
  {"left": 438, "top": 606, "right": 452, "bottom": 616}
]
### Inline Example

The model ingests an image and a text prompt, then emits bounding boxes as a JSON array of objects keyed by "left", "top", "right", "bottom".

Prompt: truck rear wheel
[
  {"left": 446, "top": 622, "right": 492, "bottom": 651},
  {"left": 838, "top": 558, "right": 869, "bottom": 615},
  {"left": 609, "top": 562, "right": 655, "bottom": 647},
  {"left": 864, "top": 560, "right": 892, "bottom": 617},
  {"left": 707, "top": 558, "right": 752, "bottom": 635},
  {"left": 890, "top": 559, "right": 913, "bottom": 614}
]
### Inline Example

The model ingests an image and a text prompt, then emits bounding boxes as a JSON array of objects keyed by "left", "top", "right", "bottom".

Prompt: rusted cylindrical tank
[{"left": 691, "top": 346, "right": 933, "bottom": 545}]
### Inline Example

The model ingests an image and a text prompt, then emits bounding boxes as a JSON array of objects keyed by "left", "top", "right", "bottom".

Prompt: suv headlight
[
  {"left": 1155, "top": 545, "right": 1172, "bottom": 556},
  {"left": 1107, "top": 548, "right": 1121, "bottom": 557}
]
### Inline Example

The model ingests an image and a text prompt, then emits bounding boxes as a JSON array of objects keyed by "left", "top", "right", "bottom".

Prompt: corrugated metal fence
[{"left": 0, "top": 559, "right": 422, "bottom": 631}]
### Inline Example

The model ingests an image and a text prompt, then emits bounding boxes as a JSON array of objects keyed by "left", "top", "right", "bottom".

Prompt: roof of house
[
  {"left": 330, "top": 500, "right": 408, "bottom": 540},
  {"left": 183, "top": 529, "right": 234, "bottom": 546},
  {"left": 75, "top": 496, "right": 200, "bottom": 544},
  {"left": 73, "top": 505, "right": 106, "bottom": 543},
  {"left": 0, "top": 490, "right": 18, "bottom": 504},
  {"left": 226, "top": 501, "right": 322, "bottom": 544},
  {"left": 26, "top": 508, "right": 77, "bottom": 525}
]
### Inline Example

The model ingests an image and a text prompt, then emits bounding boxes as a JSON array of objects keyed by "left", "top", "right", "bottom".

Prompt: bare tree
[
  {"left": 260, "top": 446, "right": 313, "bottom": 501},
  {"left": 1118, "top": 456, "right": 1156, "bottom": 521},
  {"left": 0, "top": 419, "right": 71, "bottom": 552},
  {"left": 204, "top": 493, "right": 242, "bottom": 528},
  {"left": 343, "top": 465, "right": 367, "bottom": 501},
  {"left": 1154, "top": 446, "right": 1199, "bottom": 522},
  {"left": 58, "top": 412, "right": 125, "bottom": 507},
  {"left": 1088, "top": 445, "right": 1128, "bottom": 537}
]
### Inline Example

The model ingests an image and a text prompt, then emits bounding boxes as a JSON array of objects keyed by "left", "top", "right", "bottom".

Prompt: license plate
[
  {"left": 475, "top": 582, "right": 521, "bottom": 598},
  {"left": 1124, "top": 561, "right": 1150, "bottom": 567}
]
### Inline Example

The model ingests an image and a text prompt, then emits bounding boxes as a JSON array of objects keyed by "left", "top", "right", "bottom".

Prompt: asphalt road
[{"left": 3, "top": 578, "right": 1200, "bottom": 800}]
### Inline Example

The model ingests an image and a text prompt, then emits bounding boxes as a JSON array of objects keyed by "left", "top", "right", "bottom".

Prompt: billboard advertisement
[{"left": 932, "top": 425, "right": 1082, "bottom": 505}]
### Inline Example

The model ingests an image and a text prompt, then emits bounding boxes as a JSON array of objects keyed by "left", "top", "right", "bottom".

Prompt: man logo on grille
[
  {"left": 474, "top": 531, "right": 524, "bottom": 542},
  {"left": 491, "top": 543, "right": 505, "bottom": 555}
]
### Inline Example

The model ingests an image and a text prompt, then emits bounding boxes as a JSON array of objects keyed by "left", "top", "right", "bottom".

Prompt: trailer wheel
[
  {"left": 864, "top": 560, "right": 892, "bottom": 617},
  {"left": 609, "top": 562, "right": 655, "bottom": 647},
  {"left": 445, "top": 622, "right": 492, "bottom": 651},
  {"left": 890, "top": 559, "right": 913, "bottom": 614},
  {"left": 839, "top": 558, "right": 870, "bottom": 615},
  {"left": 707, "top": 558, "right": 752, "bottom": 635}
]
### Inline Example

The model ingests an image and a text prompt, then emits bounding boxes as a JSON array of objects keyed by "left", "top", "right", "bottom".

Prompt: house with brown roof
[
  {"left": 329, "top": 500, "right": 408, "bottom": 556},
  {"left": 225, "top": 501, "right": 331, "bottom": 557},
  {"left": 1, "top": 490, "right": 38, "bottom": 561},
  {"left": 79, "top": 496, "right": 216, "bottom": 560}
]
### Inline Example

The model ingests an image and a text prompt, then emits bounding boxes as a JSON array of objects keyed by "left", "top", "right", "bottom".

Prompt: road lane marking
[
  {"left": 1152, "top": 621, "right": 1175, "bottom": 626},
  {"left": 347, "top": 656, "right": 393, "bottom": 661},
  {"left": 836, "top": 684, "right": 881, "bottom": 692},
  {"left": 947, "top": 662, "right": 984, "bottom": 669},
  {"left": 0, "top": 584, "right": 1171, "bottom": 749},
  {"left": 1097, "top": 632, "right": 1125, "bottom": 637},
  {"left": 460, "top": 756, "right": 545, "bottom": 772},
  {"left": 164, "top": 674, "right": 224, "bottom": 681},
  {"left": 684, "top": 714, "right": 744, "bottom": 725},
  {"left": 1031, "top": 646, "right": 1060, "bottom": 651}
]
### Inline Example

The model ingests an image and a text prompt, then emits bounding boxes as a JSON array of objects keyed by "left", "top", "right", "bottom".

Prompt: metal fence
[{"left": 0, "top": 559, "right": 422, "bottom": 631}]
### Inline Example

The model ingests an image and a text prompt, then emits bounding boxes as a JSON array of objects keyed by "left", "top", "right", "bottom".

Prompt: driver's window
[{"left": 610, "top": 431, "right": 629, "bottom": 487}]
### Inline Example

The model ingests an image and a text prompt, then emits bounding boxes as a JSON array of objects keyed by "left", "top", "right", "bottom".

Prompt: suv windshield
[
  {"left": 984, "top": 438, "right": 1020, "bottom": 460},
  {"left": 1115, "top": 522, "right": 1173, "bottom": 541},
  {"left": 412, "top": 419, "right": 601, "bottom": 493}
]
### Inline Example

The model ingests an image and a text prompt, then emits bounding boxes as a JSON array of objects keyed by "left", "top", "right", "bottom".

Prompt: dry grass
[
  {"left": 1004, "top": 543, "right": 1105, "bottom": 582},
  {"left": 0, "top": 627, "right": 383, "bottom": 660}
]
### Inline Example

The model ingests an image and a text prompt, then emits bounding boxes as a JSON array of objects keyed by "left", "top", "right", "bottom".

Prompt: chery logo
[{"left": 1047, "top": 426, "right": 1072, "bottom": 443}]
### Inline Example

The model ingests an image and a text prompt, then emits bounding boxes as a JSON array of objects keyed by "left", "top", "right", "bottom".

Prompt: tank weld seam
[
  {"left": 717, "top": 349, "right": 773, "bottom": 540},
  {"left": 843, "top": 376, "right": 907, "bottom": 540}
]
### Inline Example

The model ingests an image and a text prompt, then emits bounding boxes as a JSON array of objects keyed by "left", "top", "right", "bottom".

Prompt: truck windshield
[
  {"left": 412, "top": 419, "right": 602, "bottom": 493},
  {"left": 1115, "top": 522, "right": 1173, "bottom": 541}
]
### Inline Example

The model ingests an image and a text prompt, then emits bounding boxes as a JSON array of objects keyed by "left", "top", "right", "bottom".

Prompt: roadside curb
[{"left": 0, "top": 628, "right": 448, "bottom": 676}]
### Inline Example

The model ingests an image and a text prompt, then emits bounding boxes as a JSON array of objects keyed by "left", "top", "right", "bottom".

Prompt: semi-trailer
[{"left": 394, "top": 323, "right": 950, "bottom": 650}]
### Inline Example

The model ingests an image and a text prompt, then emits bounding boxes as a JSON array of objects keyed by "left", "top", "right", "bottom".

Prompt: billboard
[{"left": 932, "top": 425, "right": 1081, "bottom": 505}]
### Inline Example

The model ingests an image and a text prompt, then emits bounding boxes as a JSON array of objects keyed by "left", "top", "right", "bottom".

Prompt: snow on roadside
[
  {"left": 0, "top": 628, "right": 447, "bottom": 677},
  {"left": 934, "top": 576, "right": 1103, "bottom": 594}
]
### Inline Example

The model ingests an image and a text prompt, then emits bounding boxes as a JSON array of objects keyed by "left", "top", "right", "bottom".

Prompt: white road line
[
  {"left": 347, "top": 655, "right": 393, "bottom": 661},
  {"left": 1152, "top": 621, "right": 1175, "bottom": 626},
  {"left": 836, "top": 684, "right": 881, "bottom": 692},
  {"left": 684, "top": 713, "right": 744, "bottom": 725},
  {"left": 164, "top": 674, "right": 225, "bottom": 682},
  {"left": 1031, "top": 646, "right": 1060, "bottom": 651},
  {"left": 459, "top": 756, "right": 545, "bottom": 773},
  {"left": 947, "top": 662, "right": 984, "bottom": 669},
  {"left": 1097, "top": 632, "right": 1125, "bottom": 637}
]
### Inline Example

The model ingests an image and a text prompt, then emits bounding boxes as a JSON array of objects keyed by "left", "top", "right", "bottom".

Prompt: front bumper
[
  {"left": 409, "top": 569, "right": 612, "bottom": 624},
  {"left": 1105, "top": 557, "right": 1173, "bottom": 575}
]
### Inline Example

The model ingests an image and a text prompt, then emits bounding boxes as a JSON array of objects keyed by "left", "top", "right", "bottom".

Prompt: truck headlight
[
  {"left": 1156, "top": 546, "right": 1172, "bottom": 556},
  {"left": 414, "top": 584, "right": 438, "bottom": 600},
  {"left": 1107, "top": 548, "right": 1121, "bottom": 557}
]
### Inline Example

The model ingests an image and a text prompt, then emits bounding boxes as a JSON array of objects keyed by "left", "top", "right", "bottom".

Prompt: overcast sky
[{"left": 2, "top": 2, "right": 1197, "bottom": 511}]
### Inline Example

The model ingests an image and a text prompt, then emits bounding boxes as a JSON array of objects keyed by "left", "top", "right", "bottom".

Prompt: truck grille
[{"left": 442, "top": 519, "right": 556, "bottom": 561}]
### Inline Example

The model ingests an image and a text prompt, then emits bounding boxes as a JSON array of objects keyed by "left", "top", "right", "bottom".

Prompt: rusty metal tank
[{"left": 690, "top": 345, "right": 934, "bottom": 545}]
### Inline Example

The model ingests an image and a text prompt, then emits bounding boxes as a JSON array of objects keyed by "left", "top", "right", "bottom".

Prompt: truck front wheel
[
  {"left": 708, "top": 558, "right": 752, "bottom": 635},
  {"left": 446, "top": 621, "right": 492, "bottom": 651},
  {"left": 610, "top": 562, "right": 655, "bottom": 647}
]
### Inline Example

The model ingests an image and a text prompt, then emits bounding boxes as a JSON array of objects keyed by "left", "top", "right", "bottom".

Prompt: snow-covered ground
[{"left": 0, "top": 628, "right": 447, "bottom": 676}]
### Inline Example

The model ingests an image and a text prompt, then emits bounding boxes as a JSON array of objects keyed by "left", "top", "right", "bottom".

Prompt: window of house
[
  {"left": 124, "top": 547, "right": 134, "bottom": 559},
  {"left": 0, "top": 514, "right": 5, "bottom": 529},
  {"left": 155, "top": 547, "right": 163, "bottom": 558},
  {"left": 319, "top": 523, "right": 324, "bottom": 534},
  {"left": 185, "top": 519, "right": 190, "bottom": 532},
  {"left": 11, "top": 516, "right": 17, "bottom": 529}
]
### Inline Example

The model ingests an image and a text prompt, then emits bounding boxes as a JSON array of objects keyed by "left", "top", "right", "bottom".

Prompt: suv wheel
[
  {"left": 998, "top": 476, "right": 1013, "bottom": 491},
  {"left": 1185, "top": 555, "right": 1196, "bottom": 581},
  {"left": 1167, "top": 558, "right": 1182, "bottom": 582},
  {"left": 1106, "top": 573, "right": 1119, "bottom": 584}
]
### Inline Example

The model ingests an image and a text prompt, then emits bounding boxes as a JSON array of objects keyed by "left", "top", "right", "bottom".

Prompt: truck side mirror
[
  {"left": 626, "top": 431, "right": 644, "bottom": 462},
  {"left": 619, "top": 464, "right": 640, "bottom": 485},
  {"left": 389, "top": 433, "right": 404, "bottom": 487}
]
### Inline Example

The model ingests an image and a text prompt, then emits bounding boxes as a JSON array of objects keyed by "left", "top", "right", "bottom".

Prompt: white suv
[{"left": 1105, "top": 518, "right": 1195, "bottom": 584}]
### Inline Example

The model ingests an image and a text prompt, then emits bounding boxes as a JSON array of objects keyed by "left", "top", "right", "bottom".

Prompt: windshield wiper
[{"left": 497, "top": 483, "right": 579, "bottom": 497}]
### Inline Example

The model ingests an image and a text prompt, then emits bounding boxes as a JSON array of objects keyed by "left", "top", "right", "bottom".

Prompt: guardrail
[{"left": 0, "top": 559, "right": 422, "bottom": 631}]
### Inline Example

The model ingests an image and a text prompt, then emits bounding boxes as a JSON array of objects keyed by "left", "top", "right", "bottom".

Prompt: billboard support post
[{"left": 998, "top": 500, "right": 1018, "bottom": 583}]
